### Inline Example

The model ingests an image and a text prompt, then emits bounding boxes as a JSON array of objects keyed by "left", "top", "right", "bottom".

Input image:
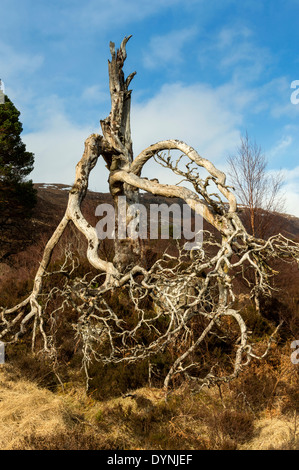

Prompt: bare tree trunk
[{"left": 99, "top": 37, "right": 143, "bottom": 271}]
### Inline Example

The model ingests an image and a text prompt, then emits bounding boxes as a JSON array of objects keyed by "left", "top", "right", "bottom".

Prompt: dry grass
[
  {"left": 0, "top": 366, "right": 68, "bottom": 449},
  {"left": 0, "top": 347, "right": 298, "bottom": 450},
  {"left": 0, "top": 366, "right": 116, "bottom": 450},
  {"left": 240, "top": 416, "right": 298, "bottom": 450}
]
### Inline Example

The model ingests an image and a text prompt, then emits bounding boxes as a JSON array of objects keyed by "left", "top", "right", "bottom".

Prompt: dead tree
[
  {"left": 1, "top": 37, "right": 299, "bottom": 392},
  {"left": 227, "top": 132, "right": 285, "bottom": 239}
]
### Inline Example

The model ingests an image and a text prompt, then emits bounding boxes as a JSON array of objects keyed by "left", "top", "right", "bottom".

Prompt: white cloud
[
  {"left": 0, "top": 41, "right": 46, "bottom": 121},
  {"left": 0, "top": 41, "right": 43, "bottom": 81},
  {"left": 72, "top": 0, "right": 184, "bottom": 29},
  {"left": 198, "top": 26, "right": 272, "bottom": 83},
  {"left": 277, "top": 166, "right": 299, "bottom": 217},
  {"left": 23, "top": 116, "right": 90, "bottom": 185},
  {"left": 22, "top": 78, "right": 250, "bottom": 193},
  {"left": 81, "top": 85, "right": 107, "bottom": 103},
  {"left": 22, "top": 95, "right": 109, "bottom": 190},
  {"left": 217, "top": 26, "right": 253, "bottom": 47},
  {"left": 143, "top": 27, "right": 198, "bottom": 69},
  {"left": 269, "top": 135, "right": 293, "bottom": 158},
  {"left": 132, "top": 81, "right": 252, "bottom": 160},
  {"left": 18, "top": 78, "right": 299, "bottom": 218},
  {"left": 283, "top": 185, "right": 299, "bottom": 217},
  {"left": 130, "top": 81, "right": 254, "bottom": 186},
  {"left": 24, "top": 115, "right": 110, "bottom": 192}
]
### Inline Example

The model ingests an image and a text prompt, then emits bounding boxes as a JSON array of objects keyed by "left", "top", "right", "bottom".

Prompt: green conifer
[{"left": 0, "top": 95, "right": 37, "bottom": 260}]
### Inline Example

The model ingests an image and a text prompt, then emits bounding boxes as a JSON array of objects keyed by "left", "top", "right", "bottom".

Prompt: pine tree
[{"left": 0, "top": 95, "right": 37, "bottom": 261}]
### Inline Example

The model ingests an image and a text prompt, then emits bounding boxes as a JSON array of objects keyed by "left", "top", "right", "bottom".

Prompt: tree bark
[{"left": 99, "top": 36, "right": 143, "bottom": 271}]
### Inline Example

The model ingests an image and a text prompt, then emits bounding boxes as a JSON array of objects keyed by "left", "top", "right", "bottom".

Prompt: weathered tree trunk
[{"left": 99, "top": 37, "right": 143, "bottom": 272}]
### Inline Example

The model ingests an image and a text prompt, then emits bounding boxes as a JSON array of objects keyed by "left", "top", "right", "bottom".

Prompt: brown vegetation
[
  {"left": 0, "top": 184, "right": 298, "bottom": 450},
  {"left": 0, "top": 347, "right": 298, "bottom": 450}
]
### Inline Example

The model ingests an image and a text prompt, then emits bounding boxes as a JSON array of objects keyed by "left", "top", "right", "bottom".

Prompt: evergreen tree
[{"left": 0, "top": 95, "right": 37, "bottom": 261}]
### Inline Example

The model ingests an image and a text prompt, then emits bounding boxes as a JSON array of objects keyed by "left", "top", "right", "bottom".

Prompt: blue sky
[{"left": 1, "top": 0, "right": 299, "bottom": 215}]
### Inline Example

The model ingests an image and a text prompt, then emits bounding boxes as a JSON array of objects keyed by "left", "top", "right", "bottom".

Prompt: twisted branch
[{"left": 1, "top": 37, "right": 299, "bottom": 395}]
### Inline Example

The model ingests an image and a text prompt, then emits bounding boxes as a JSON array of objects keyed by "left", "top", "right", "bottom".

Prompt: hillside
[
  {"left": 2, "top": 182, "right": 298, "bottom": 289},
  {"left": 32, "top": 183, "right": 299, "bottom": 238},
  {"left": 1, "top": 182, "right": 299, "bottom": 327},
  {"left": 14, "top": 183, "right": 299, "bottom": 251}
]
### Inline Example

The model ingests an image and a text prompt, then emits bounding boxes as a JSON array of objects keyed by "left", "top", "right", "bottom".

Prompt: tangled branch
[{"left": 1, "top": 36, "right": 299, "bottom": 394}]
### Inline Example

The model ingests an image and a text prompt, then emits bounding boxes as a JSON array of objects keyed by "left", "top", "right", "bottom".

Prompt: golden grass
[
  {"left": 0, "top": 366, "right": 69, "bottom": 450},
  {"left": 240, "top": 416, "right": 298, "bottom": 450},
  {"left": 0, "top": 363, "right": 298, "bottom": 450}
]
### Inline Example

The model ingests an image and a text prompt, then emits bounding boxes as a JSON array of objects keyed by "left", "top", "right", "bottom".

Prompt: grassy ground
[{"left": 0, "top": 348, "right": 298, "bottom": 450}]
